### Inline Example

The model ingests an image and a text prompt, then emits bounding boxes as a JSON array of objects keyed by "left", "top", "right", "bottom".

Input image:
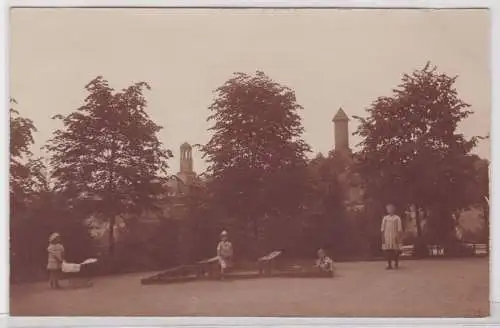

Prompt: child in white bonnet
[{"left": 47, "top": 232, "right": 64, "bottom": 289}]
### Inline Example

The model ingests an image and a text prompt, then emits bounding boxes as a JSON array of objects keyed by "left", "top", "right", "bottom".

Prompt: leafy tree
[
  {"left": 201, "top": 71, "right": 311, "bottom": 257},
  {"left": 353, "top": 62, "right": 482, "bottom": 247},
  {"left": 9, "top": 100, "right": 94, "bottom": 281},
  {"left": 175, "top": 175, "right": 217, "bottom": 262},
  {"left": 45, "top": 77, "right": 173, "bottom": 257},
  {"left": 10, "top": 185, "right": 96, "bottom": 282},
  {"left": 10, "top": 99, "right": 42, "bottom": 214},
  {"left": 302, "top": 153, "right": 348, "bottom": 257},
  {"left": 463, "top": 155, "right": 489, "bottom": 245},
  {"left": 10, "top": 99, "right": 35, "bottom": 162}
]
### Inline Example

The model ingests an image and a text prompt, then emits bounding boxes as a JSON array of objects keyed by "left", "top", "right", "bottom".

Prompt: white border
[
  {"left": 3, "top": 0, "right": 499, "bottom": 327},
  {"left": 2, "top": 0, "right": 8, "bottom": 327},
  {"left": 4, "top": 0, "right": 494, "bottom": 9}
]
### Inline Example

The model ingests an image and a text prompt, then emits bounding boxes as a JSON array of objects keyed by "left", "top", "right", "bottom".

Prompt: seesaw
[{"left": 141, "top": 250, "right": 334, "bottom": 285}]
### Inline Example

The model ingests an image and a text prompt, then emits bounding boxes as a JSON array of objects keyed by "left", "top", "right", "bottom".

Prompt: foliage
[
  {"left": 465, "top": 156, "right": 489, "bottom": 245},
  {"left": 179, "top": 176, "right": 219, "bottom": 261},
  {"left": 45, "top": 77, "right": 173, "bottom": 256},
  {"left": 10, "top": 99, "right": 35, "bottom": 161},
  {"left": 10, "top": 188, "right": 96, "bottom": 282},
  {"left": 9, "top": 101, "right": 95, "bottom": 281},
  {"left": 9, "top": 100, "right": 45, "bottom": 215},
  {"left": 468, "top": 156, "right": 489, "bottom": 205},
  {"left": 201, "top": 71, "right": 311, "bottom": 257},
  {"left": 353, "top": 62, "right": 483, "bottom": 244},
  {"left": 301, "top": 153, "right": 349, "bottom": 258}
]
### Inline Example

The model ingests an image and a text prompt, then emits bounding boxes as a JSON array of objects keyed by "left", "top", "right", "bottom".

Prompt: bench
[
  {"left": 428, "top": 244, "right": 445, "bottom": 256},
  {"left": 400, "top": 245, "right": 414, "bottom": 257},
  {"left": 258, "top": 250, "right": 282, "bottom": 276},
  {"left": 461, "top": 242, "right": 488, "bottom": 256},
  {"left": 472, "top": 243, "right": 488, "bottom": 255},
  {"left": 427, "top": 242, "right": 488, "bottom": 257}
]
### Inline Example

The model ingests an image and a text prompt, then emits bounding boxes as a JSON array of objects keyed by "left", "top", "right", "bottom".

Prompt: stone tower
[
  {"left": 178, "top": 142, "right": 195, "bottom": 184},
  {"left": 332, "top": 107, "right": 350, "bottom": 154}
]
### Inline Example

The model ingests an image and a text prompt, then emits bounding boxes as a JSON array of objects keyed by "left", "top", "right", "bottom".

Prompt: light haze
[{"left": 10, "top": 8, "right": 490, "bottom": 174}]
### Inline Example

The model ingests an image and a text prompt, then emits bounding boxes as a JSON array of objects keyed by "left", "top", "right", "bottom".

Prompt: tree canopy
[
  {"left": 201, "top": 71, "right": 311, "bottom": 256},
  {"left": 302, "top": 152, "right": 349, "bottom": 255},
  {"left": 353, "top": 62, "right": 484, "bottom": 242},
  {"left": 10, "top": 99, "right": 46, "bottom": 214},
  {"left": 45, "top": 76, "right": 173, "bottom": 256}
]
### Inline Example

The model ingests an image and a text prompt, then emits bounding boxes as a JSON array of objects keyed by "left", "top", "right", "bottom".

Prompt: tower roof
[
  {"left": 333, "top": 107, "right": 349, "bottom": 122},
  {"left": 180, "top": 142, "right": 192, "bottom": 150}
]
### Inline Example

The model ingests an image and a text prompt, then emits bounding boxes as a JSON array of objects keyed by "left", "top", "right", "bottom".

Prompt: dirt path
[{"left": 10, "top": 258, "right": 489, "bottom": 317}]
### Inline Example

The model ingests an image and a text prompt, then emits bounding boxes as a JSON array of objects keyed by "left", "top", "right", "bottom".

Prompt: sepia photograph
[{"left": 9, "top": 7, "right": 490, "bottom": 317}]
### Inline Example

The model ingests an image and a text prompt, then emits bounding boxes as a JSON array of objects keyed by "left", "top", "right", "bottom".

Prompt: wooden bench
[
  {"left": 400, "top": 245, "right": 414, "bottom": 257},
  {"left": 427, "top": 242, "right": 488, "bottom": 257},
  {"left": 258, "top": 250, "right": 282, "bottom": 276},
  {"left": 428, "top": 244, "right": 445, "bottom": 257},
  {"left": 473, "top": 243, "right": 488, "bottom": 255},
  {"left": 461, "top": 242, "right": 488, "bottom": 256}
]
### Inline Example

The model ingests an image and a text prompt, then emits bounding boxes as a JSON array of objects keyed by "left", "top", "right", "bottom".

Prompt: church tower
[
  {"left": 333, "top": 107, "right": 351, "bottom": 154},
  {"left": 178, "top": 142, "right": 195, "bottom": 184}
]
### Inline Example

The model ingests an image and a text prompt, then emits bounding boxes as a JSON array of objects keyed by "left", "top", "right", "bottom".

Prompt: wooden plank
[
  {"left": 198, "top": 256, "right": 219, "bottom": 264},
  {"left": 271, "top": 270, "right": 334, "bottom": 278},
  {"left": 141, "top": 275, "right": 198, "bottom": 285},
  {"left": 140, "top": 264, "right": 198, "bottom": 283}
]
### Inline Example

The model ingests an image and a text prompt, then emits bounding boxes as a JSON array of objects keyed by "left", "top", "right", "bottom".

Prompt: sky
[{"left": 10, "top": 8, "right": 491, "bottom": 175}]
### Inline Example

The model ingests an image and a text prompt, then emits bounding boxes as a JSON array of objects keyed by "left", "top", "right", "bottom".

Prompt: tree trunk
[
  {"left": 252, "top": 216, "right": 260, "bottom": 258},
  {"left": 413, "top": 205, "right": 427, "bottom": 258},
  {"left": 108, "top": 215, "right": 115, "bottom": 257},
  {"left": 415, "top": 210, "right": 422, "bottom": 238},
  {"left": 107, "top": 136, "right": 117, "bottom": 258}
]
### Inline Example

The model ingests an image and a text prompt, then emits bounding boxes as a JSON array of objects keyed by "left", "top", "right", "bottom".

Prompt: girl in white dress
[
  {"left": 381, "top": 204, "right": 403, "bottom": 269},
  {"left": 47, "top": 232, "right": 64, "bottom": 289}
]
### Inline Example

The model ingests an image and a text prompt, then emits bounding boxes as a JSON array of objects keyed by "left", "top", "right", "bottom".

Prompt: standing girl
[
  {"left": 216, "top": 230, "right": 233, "bottom": 279},
  {"left": 381, "top": 204, "right": 403, "bottom": 269},
  {"left": 47, "top": 232, "right": 65, "bottom": 289}
]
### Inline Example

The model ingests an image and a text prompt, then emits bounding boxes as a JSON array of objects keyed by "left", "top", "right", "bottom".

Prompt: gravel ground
[{"left": 10, "top": 258, "right": 489, "bottom": 317}]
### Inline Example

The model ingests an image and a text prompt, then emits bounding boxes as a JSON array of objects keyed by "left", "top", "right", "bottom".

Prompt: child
[
  {"left": 315, "top": 248, "right": 335, "bottom": 275},
  {"left": 217, "top": 230, "right": 233, "bottom": 279},
  {"left": 381, "top": 203, "right": 403, "bottom": 269},
  {"left": 47, "top": 232, "right": 65, "bottom": 289}
]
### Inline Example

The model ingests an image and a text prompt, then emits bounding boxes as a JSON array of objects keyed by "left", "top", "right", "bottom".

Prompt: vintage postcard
[{"left": 9, "top": 8, "right": 490, "bottom": 317}]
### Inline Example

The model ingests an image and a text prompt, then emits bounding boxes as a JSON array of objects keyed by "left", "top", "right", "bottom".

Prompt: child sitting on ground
[{"left": 315, "top": 248, "right": 335, "bottom": 276}]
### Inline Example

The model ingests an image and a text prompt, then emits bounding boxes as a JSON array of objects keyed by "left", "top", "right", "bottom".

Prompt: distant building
[
  {"left": 87, "top": 141, "right": 201, "bottom": 248},
  {"left": 332, "top": 107, "right": 351, "bottom": 156},
  {"left": 331, "top": 107, "right": 364, "bottom": 210},
  {"left": 166, "top": 142, "right": 197, "bottom": 197}
]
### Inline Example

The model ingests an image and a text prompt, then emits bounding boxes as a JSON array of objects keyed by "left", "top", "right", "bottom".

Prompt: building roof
[
  {"left": 333, "top": 107, "right": 349, "bottom": 122},
  {"left": 180, "top": 142, "right": 192, "bottom": 149}
]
